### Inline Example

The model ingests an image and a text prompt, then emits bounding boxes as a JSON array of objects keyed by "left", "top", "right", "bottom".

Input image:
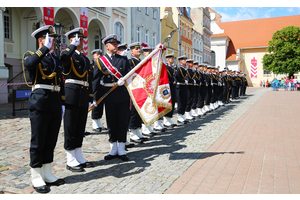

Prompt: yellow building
[{"left": 160, "top": 7, "right": 179, "bottom": 60}]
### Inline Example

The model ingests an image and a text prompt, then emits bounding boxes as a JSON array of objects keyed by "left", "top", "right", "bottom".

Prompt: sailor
[
  {"left": 175, "top": 55, "right": 188, "bottom": 124},
  {"left": 128, "top": 42, "right": 152, "bottom": 143},
  {"left": 184, "top": 58, "right": 196, "bottom": 120},
  {"left": 231, "top": 70, "right": 238, "bottom": 99},
  {"left": 191, "top": 61, "right": 200, "bottom": 118},
  {"left": 116, "top": 43, "right": 134, "bottom": 149},
  {"left": 226, "top": 68, "right": 233, "bottom": 103},
  {"left": 216, "top": 67, "right": 224, "bottom": 106},
  {"left": 92, "top": 34, "right": 131, "bottom": 161},
  {"left": 61, "top": 27, "right": 94, "bottom": 172},
  {"left": 243, "top": 73, "right": 248, "bottom": 95},
  {"left": 163, "top": 53, "right": 177, "bottom": 127},
  {"left": 23, "top": 25, "right": 65, "bottom": 193},
  {"left": 204, "top": 65, "right": 213, "bottom": 112},
  {"left": 90, "top": 49, "right": 106, "bottom": 133},
  {"left": 197, "top": 63, "right": 207, "bottom": 116}
]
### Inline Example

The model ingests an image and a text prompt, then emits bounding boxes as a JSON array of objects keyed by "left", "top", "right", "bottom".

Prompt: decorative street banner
[
  {"left": 125, "top": 45, "right": 172, "bottom": 126},
  {"left": 80, "top": 7, "right": 88, "bottom": 56},
  {"left": 43, "top": 7, "right": 54, "bottom": 25},
  {"left": 250, "top": 55, "right": 257, "bottom": 79}
]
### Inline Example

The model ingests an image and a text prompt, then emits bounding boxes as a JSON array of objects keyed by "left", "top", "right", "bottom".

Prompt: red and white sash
[{"left": 99, "top": 55, "right": 123, "bottom": 80}]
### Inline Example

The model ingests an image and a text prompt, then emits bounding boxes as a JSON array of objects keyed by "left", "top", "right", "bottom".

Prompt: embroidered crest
[
  {"left": 79, "top": 29, "right": 83, "bottom": 34},
  {"left": 143, "top": 74, "right": 156, "bottom": 98},
  {"left": 131, "top": 75, "right": 140, "bottom": 88},
  {"left": 159, "top": 86, "right": 171, "bottom": 100},
  {"left": 144, "top": 102, "right": 156, "bottom": 115},
  {"left": 49, "top": 26, "right": 53, "bottom": 33},
  {"left": 152, "top": 57, "right": 158, "bottom": 68}
]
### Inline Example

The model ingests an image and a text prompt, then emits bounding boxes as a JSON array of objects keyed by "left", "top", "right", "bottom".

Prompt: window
[
  {"left": 4, "top": 8, "right": 11, "bottom": 40},
  {"left": 152, "top": 32, "right": 156, "bottom": 46},
  {"left": 153, "top": 10, "right": 157, "bottom": 19},
  {"left": 264, "top": 69, "right": 271, "bottom": 75},
  {"left": 145, "top": 7, "right": 149, "bottom": 15},
  {"left": 145, "top": 30, "right": 149, "bottom": 44},
  {"left": 137, "top": 7, "right": 141, "bottom": 11},
  {"left": 137, "top": 26, "right": 141, "bottom": 42},
  {"left": 114, "top": 22, "right": 124, "bottom": 43},
  {"left": 94, "top": 36, "right": 100, "bottom": 49}
]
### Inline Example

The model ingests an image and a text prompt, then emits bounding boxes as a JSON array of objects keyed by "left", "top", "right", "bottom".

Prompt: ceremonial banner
[
  {"left": 43, "top": 7, "right": 54, "bottom": 25},
  {"left": 80, "top": 7, "right": 88, "bottom": 56},
  {"left": 250, "top": 55, "right": 257, "bottom": 79},
  {"left": 125, "top": 45, "right": 172, "bottom": 126}
]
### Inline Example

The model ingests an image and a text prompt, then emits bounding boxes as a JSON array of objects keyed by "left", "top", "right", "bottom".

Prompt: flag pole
[{"left": 88, "top": 29, "right": 178, "bottom": 113}]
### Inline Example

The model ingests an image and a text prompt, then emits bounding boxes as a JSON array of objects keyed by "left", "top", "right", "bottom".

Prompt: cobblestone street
[{"left": 0, "top": 88, "right": 275, "bottom": 194}]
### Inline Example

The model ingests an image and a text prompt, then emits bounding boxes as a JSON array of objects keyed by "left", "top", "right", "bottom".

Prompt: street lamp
[{"left": 53, "top": 21, "right": 64, "bottom": 56}]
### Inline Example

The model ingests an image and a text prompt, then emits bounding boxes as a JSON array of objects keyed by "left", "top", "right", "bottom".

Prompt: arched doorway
[{"left": 87, "top": 18, "right": 107, "bottom": 60}]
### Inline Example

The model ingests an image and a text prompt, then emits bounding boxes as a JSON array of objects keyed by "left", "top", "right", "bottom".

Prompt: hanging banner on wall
[
  {"left": 43, "top": 7, "right": 54, "bottom": 25},
  {"left": 250, "top": 55, "right": 257, "bottom": 79},
  {"left": 80, "top": 7, "right": 88, "bottom": 56}
]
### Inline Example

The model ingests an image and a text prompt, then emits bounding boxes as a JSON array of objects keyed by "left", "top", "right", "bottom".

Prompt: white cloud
[{"left": 219, "top": 7, "right": 259, "bottom": 22}]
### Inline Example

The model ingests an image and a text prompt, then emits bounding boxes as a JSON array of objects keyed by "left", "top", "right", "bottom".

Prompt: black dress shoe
[
  {"left": 177, "top": 120, "right": 187, "bottom": 124},
  {"left": 93, "top": 128, "right": 102, "bottom": 133},
  {"left": 172, "top": 124, "right": 177, "bottom": 127},
  {"left": 118, "top": 155, "right": 129, "bottom": 161},
  {"left": 33, "top": 185, "right": 50, "bottom": 193},
  {"left": 142, "top": 132, "right": 155, "bottom": 137},
  {"left": 153, "top": 128, "right": 166, "bottom": 132},
  {"left": 66, "top": 164, "right": 85, "bottom": 172},
  {"left": 81, "top": 162, "right": 94, "bottom": 168},
  {"left": 140, "top": 137, "right": 149, "bottom": 141},
  {"left": 104, "top": 154, "right": 118, "bottom": 160},
  {"left": 46, "top": 178, "right": 66, "bottom": 186},
  {"left": 130, "top": 138, "right": 144, "bottom": 144},
  {"left": 125, "top": 143, "right": 135, "bottom": 148},
  {"left": 84, "top": 131, "right": 91, "bottom": 136}
]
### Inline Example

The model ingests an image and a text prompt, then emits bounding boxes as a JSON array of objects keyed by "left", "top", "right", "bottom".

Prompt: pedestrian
[
  {"left": 263, "top": 80, "right": 265, "bottom": 88},
  {"left": 92, "top": 34, "right": 131, "bottom": 161},
  {"left": 61, "top": 27, "right": 94, "bottom": 172},
  {"left": 260, "top": 80, "right": 262, "bottom": 87},
  {"left": 266, "top": 80, "right": 269, "bottom": 87},
  {"left": 23, "top": 25, "right": 65, "bottom": 193}
]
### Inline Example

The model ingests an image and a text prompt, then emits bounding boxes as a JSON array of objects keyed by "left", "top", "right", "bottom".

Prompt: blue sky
[{"left": 209, "top": 7, "right": 300, "bottom": 22}]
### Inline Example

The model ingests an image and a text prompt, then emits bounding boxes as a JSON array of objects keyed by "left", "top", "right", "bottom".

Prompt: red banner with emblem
[
  {"left": 80, "top": 7, "right": 88, "bottom": 56},
  {"left": 124, "top": 45, "right": 172, "bottom": 126},
  {"left": 43, "top": 7, "right": 54, "bottom": 25}
]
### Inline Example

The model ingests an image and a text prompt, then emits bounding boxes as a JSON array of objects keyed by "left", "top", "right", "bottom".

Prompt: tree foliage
[{"left": 262, "top": 26, "right": 300, "bottom": 77}]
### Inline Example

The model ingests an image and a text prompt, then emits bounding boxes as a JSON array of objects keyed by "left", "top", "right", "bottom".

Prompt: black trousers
[
  {"left": 192, "top": 85, "right": 199, "bottom": 110},
  {"left": 240, "top": 85, "right": 244, "bottom": 96},
  {"left": 227, "top": 88, "right": 232, "bottom": 101},
  {"left": 29, "top": 109, "right": 61, "bottom": 168},
  {"left": 165, "top": 83, "right": 176, "bottom": 118},
  {"left": 186, "top": 85, "right": 194, "bottom": 112},
  {"left": 197, "top": 85, "right": 206, "bottom": 108},
  {"left": 176, "top": 85, "right": 187, "bottom": 115},
  {"left": 222, "top": 86, "right": 228, "bottom": 102},
  {"left": 105, "top": 101, "right": 130, "bottom": 143},
  {"left": 211, "top": 85, "right": 219, "bottom": 103},
  {"left": 91, "top": 101, "right": 104, "bottom": 119},
  {"left": 128, "top": 100, "right": 142, "bottom": 130},
  {"left": 64, "top": 104, "right": 88, "bottom": 150},
  {"left": 205, "top": 86, "right": 212, "bottom": 105},
  {"left": 232, "top": 86, "right": 238, "bottom": 98}
]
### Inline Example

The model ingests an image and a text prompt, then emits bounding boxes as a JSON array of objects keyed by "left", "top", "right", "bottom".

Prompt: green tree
[{"left": 263, "top": 25, "right": 300, "bottom": 77}]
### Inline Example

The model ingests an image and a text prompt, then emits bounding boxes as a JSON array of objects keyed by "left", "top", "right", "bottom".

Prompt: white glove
[
  {"left": 185, "top": 80, "right": 188, "bottom": 85},
  {"left": 120, "top": 50, "right": 128, "bottom": 57},
  {"left": 211, "top": 82, "right": 213, "bottom": 86},
  {"left": 117, "top": 78, "right": 125, "bottom": 86},
  {"left": 44, "top": 33, "right": 53, "bottom": 50},
  {"left": 89, "top": 100, "right": 97, "bottom": 108},
  {"left": 100, "top": 80, "right": 104, "bottom": 86},
  {"left": 71, "top": 34, "right": 80, "bottom": 46},
  {"left": 193, "top": 80, "right": 196, "bottom": 84},
  {"left": 61, "top": 105, "right": 65, "bottom": 119}
]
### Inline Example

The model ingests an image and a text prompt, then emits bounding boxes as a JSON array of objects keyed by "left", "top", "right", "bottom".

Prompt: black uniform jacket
[
  {"left": 23, "top": 46, "right": 64, "bottom": 112},
  {"left": 166, "top": 64, "right": 175, "bottom": 84},
  {"left": 92, "top": 53, "right": 131, "bottom": 104},
  {"left": 175, "top": 65, "right": 187, "bottom": 84},
  {"left": 186, "top": 68, "right": 195, "bottom": 84},
  {"left": 60, "top": 45, "right": 92, "bottom": 107}
]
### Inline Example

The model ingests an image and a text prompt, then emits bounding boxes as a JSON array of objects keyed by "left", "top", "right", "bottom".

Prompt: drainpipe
[{"left": 178, "top": 12, "right": 182, "bottom": 57}]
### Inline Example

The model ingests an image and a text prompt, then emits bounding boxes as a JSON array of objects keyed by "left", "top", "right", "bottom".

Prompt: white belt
[
  {"left": 176, "top": 82, "right": 185, "bottom": 85},
  {"left": 32, "top": 84, "right": 60, "bottom": 92},
  {"left": 65, "top": 79, "right": 89, "bottom": 87},
  {"left": 103, "top": 82, "right": 117, "bottom": 87}
]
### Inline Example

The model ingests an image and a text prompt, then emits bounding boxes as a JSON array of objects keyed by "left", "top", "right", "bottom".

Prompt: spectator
[
  {"left": 266, "top": 80, "right": 269, "bottom": 87},
  {"left": 263, "top": 80, "right": 265, "bottom": 88},
  {"left": 289, "top": 76, "right": 294, "bottom": 91},
  {"left": 284, "top": 77, "right": 289, "bottom": 91},
  {"left": 260, "top": 80, "right": 263, "bottom": 87},
  {"left": 293, "top": 76, "right": 298, "bottom": 91}
]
